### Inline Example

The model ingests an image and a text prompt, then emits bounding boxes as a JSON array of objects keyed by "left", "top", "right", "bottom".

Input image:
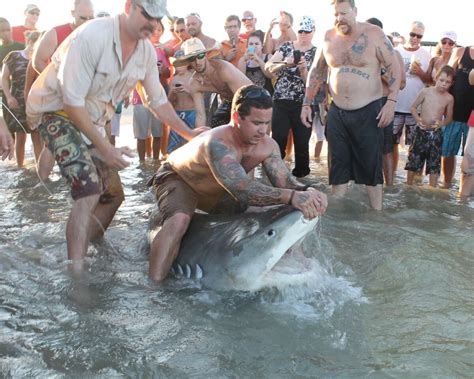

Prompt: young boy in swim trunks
[
  {"left": 167, "top": 52, "right": 198, "bottom": 153},
  {"left": 406, "top": 65, "right": 455, "bottom": 187}
]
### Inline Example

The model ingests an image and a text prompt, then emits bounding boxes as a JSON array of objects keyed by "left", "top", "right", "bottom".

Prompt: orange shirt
[{"left": 220, "top": 38, "right": 246, "bottom": 67}]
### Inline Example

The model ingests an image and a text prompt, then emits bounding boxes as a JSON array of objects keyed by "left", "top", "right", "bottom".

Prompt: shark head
[{"left": 171, "top": 205, "right": 320, "bottom": 291}]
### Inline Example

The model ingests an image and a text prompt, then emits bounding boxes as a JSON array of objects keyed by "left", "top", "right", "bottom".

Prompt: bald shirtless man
[
  {"left": 174, "top": 38, "right": 251, "bottom": 127},
  {"left": 148, "top": 85, "right": 328, "bottom": 281},
  {"left": 301, "top": 0, "right": 400, "bottom": 210}
]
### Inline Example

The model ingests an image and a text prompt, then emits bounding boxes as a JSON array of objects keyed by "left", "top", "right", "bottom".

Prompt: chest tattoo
[{"left": 352, "top": 33, "right": 368, "bottom": 55}]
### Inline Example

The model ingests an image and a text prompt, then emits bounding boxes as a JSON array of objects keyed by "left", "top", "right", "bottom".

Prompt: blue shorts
[
  {"left": 167, "top": 110, "right": 196, "bottom": 154},
  {"left": 441, "top": 121, "right": 469, "bottom": 157}
]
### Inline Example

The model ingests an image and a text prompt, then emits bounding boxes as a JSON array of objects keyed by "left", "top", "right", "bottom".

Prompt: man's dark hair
[
  {"left": 435, "top": 65, "right": 455, "bottom": 80},
  {"left": 332, "top": 0, "right": 355, "bottom": 7},
  {"left": 366, "top": 17, "right": 383, "bottom": 29},
  {"left": 248, "top": 31, "right": 264, "bottom": 44},
  {"left": 232, "top": 84, "right": 273, "bottom": 118},
  {"left": 225, "top": 15, "right": 241, "bottom": 28}
]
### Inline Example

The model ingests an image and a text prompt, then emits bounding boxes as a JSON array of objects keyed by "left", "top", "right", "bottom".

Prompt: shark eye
[{"left": 267, "top": 229, "right": 276, "bottom": 237}]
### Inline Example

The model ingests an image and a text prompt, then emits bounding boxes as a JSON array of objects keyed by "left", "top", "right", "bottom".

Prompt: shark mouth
[{"left": 170, "top": 237, "right": 316, "bottom": 291}]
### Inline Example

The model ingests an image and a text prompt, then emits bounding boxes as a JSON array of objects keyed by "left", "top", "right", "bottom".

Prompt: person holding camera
[
  {"left": 237, "top": 31, "right": 274, "bottom": 95},
  {"left": 265, "top": 15, "right": 317, "bottom": 177}
]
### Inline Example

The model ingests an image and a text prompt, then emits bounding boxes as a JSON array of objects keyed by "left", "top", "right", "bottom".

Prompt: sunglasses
[
  {"left": 242, "top": 17, "right": 254, "bottom": 21},
  {"left": 242, "top": 88, "right": 272, "bottom": 101},
  {"left": 138, "top": 5, "right": 161, "bottom": 22},
  {"left": 188, "top": 52, "right": 206, "bottom": 62},
  {"left": 28, "top": 10, "right": 40, "bottom": 16},
  {"left": 441, "top": 39, "right": 455, "bottom": 46},
  {"left": 79, "top": 15, "right": 94, "bottom": 21},
  {"left": 409, "top": 32, "right": 423, "bottom": 39},
  {"left": 298, "top": 30, "right": 312, "bottom": 34}
]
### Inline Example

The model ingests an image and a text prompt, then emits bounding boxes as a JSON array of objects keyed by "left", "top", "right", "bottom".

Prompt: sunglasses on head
[
  {"left": 409, "top": 32, "right": 423, "bottom": 39},
  {"left": 138, "top": 5, "right": 161, "bottom": 22},
  {"left": 28, "top": 10, "right": 40, "bottom": 16},
  {"left": 189, "top": 52, "right": 206, "bottom": 62},
  {"left": 298, "top": 30, "right": 312, "bottom": 34},
  {"left": 79, "top": 15, "right": 94, "bottom": 21},
  {"left": 242, "top": 88, "right": 272, "bottom": 101},
  {"left": 441, "top": 39, "right": 455, "bottom": 46}
]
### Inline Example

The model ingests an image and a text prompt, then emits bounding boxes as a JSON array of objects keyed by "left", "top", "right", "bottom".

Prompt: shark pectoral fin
[
  {"left": 176, "top": 264, "right": 184, "bottom": 276},
  {"left": 185, "top": 264, "right": 192, "bottom": 279},
  {"left": 195, "top": 264, "right": 203, "bottom": 279}
]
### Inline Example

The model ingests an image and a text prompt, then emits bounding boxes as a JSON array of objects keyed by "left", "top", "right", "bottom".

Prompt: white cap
[{"left": 441, "top": 31, "right": 457, "bottom": 42}]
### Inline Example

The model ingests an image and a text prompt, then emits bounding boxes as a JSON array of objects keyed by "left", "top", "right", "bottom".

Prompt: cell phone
[
  {"left": 247, "top": 46, "right": 256, "bottom": 54},
  {"left": 293, "top": 50, "right": 301, "bottom": 65}
]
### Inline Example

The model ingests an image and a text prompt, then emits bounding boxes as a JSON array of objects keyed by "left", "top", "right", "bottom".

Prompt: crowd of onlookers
[{"left": 0, "top": 1, "right": 473, "bottom": 197}]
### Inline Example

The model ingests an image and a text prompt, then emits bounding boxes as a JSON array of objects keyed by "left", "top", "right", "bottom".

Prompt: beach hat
[
  {"left": 440, "top": 31, "right": 457, "bottom": 42},
  {"left": 297, "top": 16, "right": 315, "bottom": 33},
  {"left": 25, "top": 4, "right": 40, "bottom": 14},
  {"left": 170, "top": 38, "right": 219, "bottom": 67},
  {"left": 133, "top": 0, "right": 170, "bottom": 19}
]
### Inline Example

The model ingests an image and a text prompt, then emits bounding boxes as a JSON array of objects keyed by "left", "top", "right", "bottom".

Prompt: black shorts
[
  {"left": 326, "top": 99, "right": 384, "bottom": 186},
  {"left": 381, "top": 97, "right": 393, "bottom": 155},
  {"left": 405, "top": 126, "right": 443, "bottom": 174}
]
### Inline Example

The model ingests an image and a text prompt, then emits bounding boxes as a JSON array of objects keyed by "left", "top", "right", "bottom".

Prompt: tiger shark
[{"left": 147, "top": 205, "right": 320, "bottom": 291}]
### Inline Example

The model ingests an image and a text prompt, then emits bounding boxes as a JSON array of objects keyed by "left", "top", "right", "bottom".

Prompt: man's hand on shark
[{"left": 290, "top": 188, "right": 328, "bottom": 219}]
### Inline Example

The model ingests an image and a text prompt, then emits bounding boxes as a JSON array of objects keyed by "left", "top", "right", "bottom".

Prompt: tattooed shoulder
[{"left": 207, "top": 138, "right": 233, "bottom": 160}]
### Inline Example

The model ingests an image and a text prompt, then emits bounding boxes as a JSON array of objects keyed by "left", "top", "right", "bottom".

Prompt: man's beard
[{"left": 335, "top": 22, "right": 351, "bottom": 35}]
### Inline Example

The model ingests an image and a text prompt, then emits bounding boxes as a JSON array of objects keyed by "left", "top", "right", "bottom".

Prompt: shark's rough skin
[{"left": 148, "top": 205, "right": 320, "bottom": 291}]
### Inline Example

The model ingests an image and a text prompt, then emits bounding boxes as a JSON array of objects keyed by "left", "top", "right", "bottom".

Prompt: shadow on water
[{"left": 0, "top": 149, "right": 473, "bottom": 377}]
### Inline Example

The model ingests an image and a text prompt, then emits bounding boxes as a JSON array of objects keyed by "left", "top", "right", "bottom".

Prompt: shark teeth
[
  {"left": 195, "top": 264, "right": 203, "bottom": 279},
  {"left": 185, "top": 264, "right": 192, "bottom": 279},
  {"left": 172, "top": 263, "right": 204, "bottom": 279}
]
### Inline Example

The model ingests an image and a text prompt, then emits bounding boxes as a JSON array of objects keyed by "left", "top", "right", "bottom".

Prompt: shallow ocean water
[{"left": 0, "top": 126, "right": 473, "bottom": 378}]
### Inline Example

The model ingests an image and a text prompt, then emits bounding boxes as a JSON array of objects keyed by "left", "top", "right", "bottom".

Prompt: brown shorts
[{"left": 148, "top": 163, "right": 200, "bottom": 224}]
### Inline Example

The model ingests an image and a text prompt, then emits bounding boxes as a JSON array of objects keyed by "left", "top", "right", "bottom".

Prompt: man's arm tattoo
[
  {"left": 262, "top": 148, "right": 306, "bottom": 189},
  {"left": 207, "top": 139, "right": 287, "bottom": 206}
]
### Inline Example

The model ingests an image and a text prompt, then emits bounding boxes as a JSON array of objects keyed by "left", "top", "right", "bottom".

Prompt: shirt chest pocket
[{"left": 90, "top": 60, "right": 118, "bottom": 102}]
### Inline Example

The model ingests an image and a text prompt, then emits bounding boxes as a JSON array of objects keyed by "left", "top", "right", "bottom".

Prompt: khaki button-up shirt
[{"left": 27, "top": 15, "right": 168, "bottom": 140}]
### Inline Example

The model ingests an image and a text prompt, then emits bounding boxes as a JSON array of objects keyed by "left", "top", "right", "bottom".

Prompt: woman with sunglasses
[
  {"left": 426, "top": 31, "right": 457, "bottom": 84},
  {"left": 265, "top": 16, "right": 317, "bottom": 178}
]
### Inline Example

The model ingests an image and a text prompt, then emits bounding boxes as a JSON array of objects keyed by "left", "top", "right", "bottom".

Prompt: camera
[
  {"left": 293, "top": 50, "right": 301, "bottom": 65},
  {"left": 247, "top": 45, "right": 256, "bottom": 54}
]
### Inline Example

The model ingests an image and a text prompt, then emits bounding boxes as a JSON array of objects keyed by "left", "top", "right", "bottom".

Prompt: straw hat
[{"left": 170, "top": 38, "right": 220, "bottom": 67}]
